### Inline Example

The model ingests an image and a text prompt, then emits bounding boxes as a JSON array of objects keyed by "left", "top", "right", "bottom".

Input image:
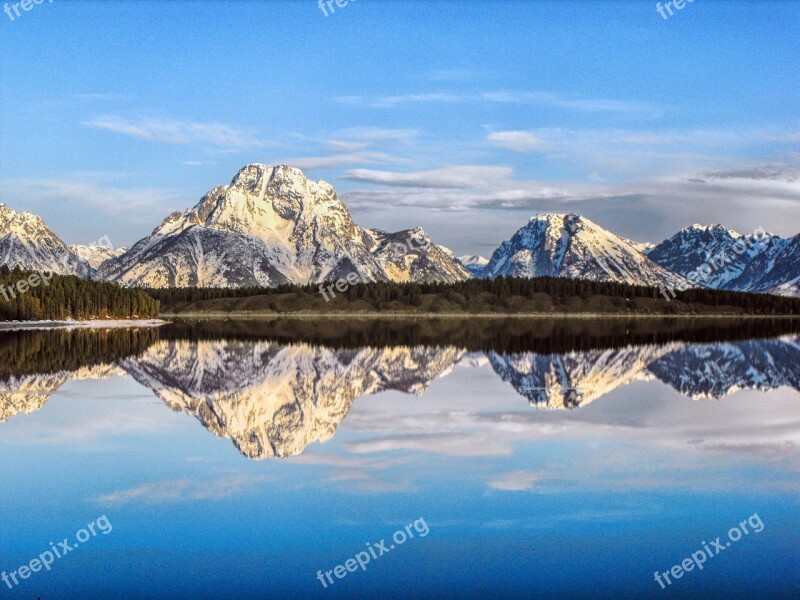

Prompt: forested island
[
  {"left": 153, "top": 277, "right": 800, "bottom": 317},
  {"left": 0, "top": 267, "right": 160, "bottom": 321}
]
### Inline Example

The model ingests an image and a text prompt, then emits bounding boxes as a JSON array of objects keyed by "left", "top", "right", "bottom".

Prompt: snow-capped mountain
[
  {"left": 4, "top": 190, "right": 797, "bottom": 296},
  {"left": 478, "top": 213, "right": 688, "bottom": 288},
  {"left": 70, "top": 244, "right": 128, "bottom": 270},
  {"left": 458, "top": 255, "right": 489, "bottom": 277},
  {"left": 647, "top": 225, "right": 800, "bottom": 296},
  {"left": 369, "top": 228, "right": 471, "bottom": 282},
  {"left": 0, "top": 203, "right": 91, "bottom": 276},
  {"left": 98, "top": 164, "right": 469, "bottom": 288},
  {"left": 647, "top": 337, "right": 800, "bottom": 399}
]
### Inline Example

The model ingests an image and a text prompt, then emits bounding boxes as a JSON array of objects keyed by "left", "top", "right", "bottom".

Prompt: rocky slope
[
  {"left": 0, "top": 364, "right": 124, "bottom": 423},
  {"left": 97, "top": 164, "right": 470, "bottom": 288},
  {"left": 0, "top": 203, "right": 91, "bottom": 276},
  {"left": 70, "top": 244, "right": 128, "bottom": 270},
  {"left": 478, "top": 214, "right": 688, "bottom": 288},
  {"left": 647, "top": 225, "right": 800, "bottom": 296}
]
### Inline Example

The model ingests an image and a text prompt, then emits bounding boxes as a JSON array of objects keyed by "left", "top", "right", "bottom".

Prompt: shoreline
[
  {"left": 160, "top": 311, "right": 800, "bottom": 320},
  {"left": 0, "top": 319, "right": 168, "bottom": 331}
]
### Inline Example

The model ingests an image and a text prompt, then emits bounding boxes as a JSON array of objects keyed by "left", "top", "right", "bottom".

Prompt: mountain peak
[
  {"left": 97, "top": 164, "right": 470, "bottom": 288},
  {"left": 0, "top": 202, "right": 91, "bottom": 276},
  {"left": 481, "top": 212, "right": 687, "bottom": 287},
  {"left": 648, "top": 222, "right": 796, "bottom": 295}
]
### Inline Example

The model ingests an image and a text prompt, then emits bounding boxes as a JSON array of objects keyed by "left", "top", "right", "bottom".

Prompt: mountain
[
  {"left": 458, "top": 255, "right": 489, "bottom": 277},
  {"left": 647, "top": 225, "right": 800, "bottom": 296},
  {"left": 4, "top": 187, "right": 797, "bottom": 296},
  {"left": 479, "top": 213, "right": 687, "bottom": 288},
  {"left": 368, "top": 228, "right": 470, "bottom": 282},
  {"left": 98, "top": 164, "right": 470, "bottom": 288},
  {"left": 70, "top": 244, "right": 128, "bottom": 270},
  {"left": 647, "top": 336, "right": 800, "bottom": 399},
  {"left": 0, "top": 203, "right": 91, "bottom": 276}
]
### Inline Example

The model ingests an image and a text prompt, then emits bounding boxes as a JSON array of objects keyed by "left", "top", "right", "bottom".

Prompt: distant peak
[{"left": 686, "top": 223, "right": 724, "bottom": 231}]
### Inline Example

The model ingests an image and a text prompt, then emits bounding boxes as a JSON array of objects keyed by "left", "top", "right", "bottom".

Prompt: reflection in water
[
  {"left": 0, "top": 328, "right": 156, "bottom": 423},
  {"left": 1, "top": 324, "right": 798, "bottom": 458},
  {"left": 488, "top": 337, "right": 800, "bottom": 408},
  {"left": 122, "top": 341, "right": 464, "bottom": 458}
]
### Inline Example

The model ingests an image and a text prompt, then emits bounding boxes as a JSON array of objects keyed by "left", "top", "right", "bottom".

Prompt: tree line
[
  {"left": 150, "top": 275, "right": 800, "bottom": 315},
  {"left": 0, "top": 266, "right": 160, "bottom": 321}
]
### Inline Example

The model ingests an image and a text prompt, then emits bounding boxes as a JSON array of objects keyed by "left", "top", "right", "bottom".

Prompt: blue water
[{"left": 1, "top": 334, "right": 798, "bottom": 599}]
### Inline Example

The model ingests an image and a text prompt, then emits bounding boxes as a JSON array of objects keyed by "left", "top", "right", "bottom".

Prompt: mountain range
[{"left": 1, "top": 164, "right": 798, "bottom": 295}]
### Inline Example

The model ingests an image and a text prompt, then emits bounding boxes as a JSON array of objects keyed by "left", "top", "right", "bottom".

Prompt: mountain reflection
[
  {"left": 488, "top": 337, "right": 800, "bottom": 409},
  {"left": 1, "top": 321, "right": 798, "bottom": 458},
  {"left": 121, "top": 341, "right": 464, "bottom": 458}
]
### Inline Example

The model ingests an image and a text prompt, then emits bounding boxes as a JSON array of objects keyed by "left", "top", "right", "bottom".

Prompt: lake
[{"left": 1, "top": 318, "right": 799, "bottom": 599}]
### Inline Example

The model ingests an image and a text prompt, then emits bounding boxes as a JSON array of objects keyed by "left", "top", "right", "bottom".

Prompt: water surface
[{"left": 1, "top": 319, "right": 798, "bottom": 598}]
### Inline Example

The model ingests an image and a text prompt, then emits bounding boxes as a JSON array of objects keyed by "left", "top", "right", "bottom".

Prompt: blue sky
[{"left": 1, "top": 0, "right": 798, "bottom": 254}]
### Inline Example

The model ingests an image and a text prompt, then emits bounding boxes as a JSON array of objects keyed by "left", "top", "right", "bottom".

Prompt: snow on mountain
[
  {"left": 98, "top": 164, "right": 470, "bottom": 288},
  {"left": 369, "top": 228, "right": 471, "bottom": 282},
  {"left": 479, "top": 213, "right": 688, "bottom": 288},
  {"left": 630, "top": 241, "right": 656, "bottom": 255},
  {"left": 70, "top": 244, "right": 128, "bottom": 270},
  {"left": 648, "top": 225, "right": 800, "bottom": 296},
  {"left": 0, "top": 203, "right": 91, "bottom": 276},
  {"left": 0, "top": 373, "right": 66, "bottom": 423},
  {"left": 458, "top": 255, "right": 490, "bottom": 277}
]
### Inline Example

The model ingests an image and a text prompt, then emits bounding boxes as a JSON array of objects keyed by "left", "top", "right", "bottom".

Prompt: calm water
[{"left": 1, "top": 319, "right": 799, "bottom": 599}]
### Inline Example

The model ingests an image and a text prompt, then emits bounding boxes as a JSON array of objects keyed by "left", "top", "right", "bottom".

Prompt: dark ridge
[
  {"left": 2, "top": 316, "right": 798, "bottom": 381},
  {"left": 152, "top": 276, "right": 800, "bottom": 316}
]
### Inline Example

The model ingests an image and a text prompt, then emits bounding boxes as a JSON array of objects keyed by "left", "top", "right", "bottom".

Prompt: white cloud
[
  {"left": 345, "top": 433, "right": 513, "bottom": 456},
  {"left": 336, "top": 90, "right": 662, "bottom": 116},
  {"left": 0, "top": 177, "right": 184, "bottom": 213},
  {"left": 487, "top": 131, "right": 545, "bottom": 152},
  {"left": 83, "top": 115, "right": 269, "bottom": 150},
  {"left": 341, "top": 165, "right": 514, "bottom": 189},
  {"left": 325, "top": 140, "right": 371, "bottom": 152},
  {"left": 488, "top": 470, "right": 540, "bottom": 491},
  {"left": 279, "top": 152, "right": 398, "bottom": 170},
  {"left": 89, "top": 475, "right": 266, "bottom": 505}
]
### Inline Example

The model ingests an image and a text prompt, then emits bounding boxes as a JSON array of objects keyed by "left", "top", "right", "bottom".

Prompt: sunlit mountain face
[{"left": 1, "top": 321, "right": 798, "bottom": 457}]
